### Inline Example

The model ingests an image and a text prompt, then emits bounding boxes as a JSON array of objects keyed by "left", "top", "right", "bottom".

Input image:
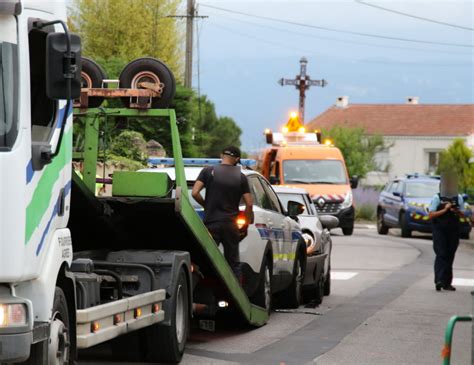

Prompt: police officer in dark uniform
[
  {"left": 191, "top": 146, "right": 253, "bottom": 280},
  {"left": 428, "top": 173, "right": 466, "bottom": 291}
]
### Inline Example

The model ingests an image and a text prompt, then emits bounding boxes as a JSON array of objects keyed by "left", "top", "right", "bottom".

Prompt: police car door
[
  {"left": 247, "top": 176, "right": 284, "bottom": 274},
  {"left": 259, "top": 177, "right": 293, "bottom": 274}
]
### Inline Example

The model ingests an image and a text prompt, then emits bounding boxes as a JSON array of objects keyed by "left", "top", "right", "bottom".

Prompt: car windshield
[
  {"left": 0, "top": 18, "right": 19, "bottom": 150},
  {"left": 283, "top": 159, "right": 348, "bottom": 184},
  {"left": 276, "top": 193, "right": 309, "bottom": 214},
  {"left": 405, "top": 181, "right": 439, "bottom": 198}
]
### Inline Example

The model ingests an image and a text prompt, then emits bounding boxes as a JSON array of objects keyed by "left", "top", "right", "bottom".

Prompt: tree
[
  {"left": 437, "top": 138, "right": 474, "bottom": 192},
  {"left": 70, "top": 0, "right": 183, "bottom": 79},
  {"left": 321, "top": 126, "right": 385, "bottom": 178}
]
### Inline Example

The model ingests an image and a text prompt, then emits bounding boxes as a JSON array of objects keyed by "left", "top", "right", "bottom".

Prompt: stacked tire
[{"left": 80, "top": 57, "right": 176, "bottom": 108}]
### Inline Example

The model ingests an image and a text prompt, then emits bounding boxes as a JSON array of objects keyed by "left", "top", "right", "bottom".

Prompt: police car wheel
[
  {"left": 377, "top": 211, "right": 389, "bottom": 235},
  {"left": 400, "top": 213, "right": 412, "bottom": 238}
]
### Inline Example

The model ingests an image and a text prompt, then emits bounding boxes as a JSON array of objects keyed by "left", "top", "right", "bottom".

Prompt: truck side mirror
[
  {"left": 350, "top": 176, "right": 359, "bottom": 189},
  {"left": 46, "top": 32, "right": 81, "bottom": 99},
  {"left": 287, "top": 200, "right": 305, "bottom": 217}
]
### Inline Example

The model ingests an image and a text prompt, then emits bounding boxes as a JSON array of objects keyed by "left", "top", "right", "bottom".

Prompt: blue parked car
[{"left": 377, "top": 174, "right": 472, "bottom": 239}]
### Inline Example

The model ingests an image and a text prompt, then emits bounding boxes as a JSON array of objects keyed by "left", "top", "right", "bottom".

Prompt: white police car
[{"left": 141, "top": 159, "right": 307, "bottom": 312}]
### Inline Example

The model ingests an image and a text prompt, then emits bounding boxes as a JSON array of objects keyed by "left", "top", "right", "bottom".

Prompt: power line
[
  {"left": 355, "top": 0, "right": 474, "bottom": 31},
  {"left": 200, "top": 4, "right": 474, "bottom": 48},
  {"left": 205, "top": 10, "right": 471, "bottom": 56},
  {"left": 206, "top": 21, "right": 473, "bottom": 67}
]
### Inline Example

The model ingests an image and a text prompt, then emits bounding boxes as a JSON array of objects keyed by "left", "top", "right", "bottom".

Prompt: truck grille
[{"left": 314, "top": 201, "right": 341, "bottom": 214}]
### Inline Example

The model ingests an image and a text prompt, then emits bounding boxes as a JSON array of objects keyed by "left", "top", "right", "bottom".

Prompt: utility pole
[
  {"left": 168, "top": 1, "right": 207, "bottom": 88},
  {"left": 278, "top": 57, "right": 327, "bottom": 124},
  {"left": 184, "top": 0, "right": 195, "bottom": 89}
]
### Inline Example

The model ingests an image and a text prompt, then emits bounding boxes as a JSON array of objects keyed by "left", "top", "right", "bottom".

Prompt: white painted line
[
  {"left": 452, "top": 278, "right": 474, "bottom": 287},
  {"left": 332, "top": 271, "right": 358, "bottom": 280}
]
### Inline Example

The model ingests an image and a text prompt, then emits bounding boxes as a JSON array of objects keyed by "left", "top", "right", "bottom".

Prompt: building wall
[{"left": 366, "top": 134, "right": 473, "bottom": 184}]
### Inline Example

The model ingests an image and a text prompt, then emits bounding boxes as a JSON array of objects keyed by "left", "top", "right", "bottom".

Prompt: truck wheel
[
  {"left": 280, "top": 249, "right": 304, "bottom": 309},
  {"left": 400, "top": 214, "right": 412, "bottom": 238},
  {"left": 342, "top": 226, "right": 354, "bottom": 236},
  {"left": 144, "top": 269, "right": 189, "bottom": 363},
  {"left": 377, "top": 210, "right": 389, "bottom": 235},
  {"left": 324, "top": 265, "right": 331, "bottom": 296},
  {"left": 119, "top": 57, "right": 176, "bottom": 109},
  {"left": 250, "top": 256, "right": 272, "bottom": 314},
  {"left": 49, "top": 287, "right": 71, "bottom": 365},
  {"left": 81, "top": 57, "right": 107, "bottom": 108}
]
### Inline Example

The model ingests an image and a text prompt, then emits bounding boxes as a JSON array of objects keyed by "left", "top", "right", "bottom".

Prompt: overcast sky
[{"left": 190, "top": 0, "right": 473, "bottom": 150}]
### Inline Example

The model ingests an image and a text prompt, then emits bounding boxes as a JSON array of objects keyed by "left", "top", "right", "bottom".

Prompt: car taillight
[{"left": 236, "top": 211, "right": 247, "bottom": 229}]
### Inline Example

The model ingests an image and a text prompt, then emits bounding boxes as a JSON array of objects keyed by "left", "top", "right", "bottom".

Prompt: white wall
[{"left": 369, "top": 134, "right": 473, "bottom": 184}]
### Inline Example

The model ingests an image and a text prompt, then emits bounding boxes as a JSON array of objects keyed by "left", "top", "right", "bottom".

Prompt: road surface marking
[
  {"left": 452, "top": 278, "right": 474, "bottom": 286},
  {"left": 332, "top": 271, "right": 358, "bottom": 280}
]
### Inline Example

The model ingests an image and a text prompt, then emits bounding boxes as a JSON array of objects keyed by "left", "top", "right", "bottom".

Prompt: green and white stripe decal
[{"left": 25, "top": 128, "right": 72, "bottom": 246}]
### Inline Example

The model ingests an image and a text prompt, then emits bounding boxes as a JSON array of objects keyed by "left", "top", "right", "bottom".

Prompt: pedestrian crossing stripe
[
  {"left": 452, "top": 278, "right": 474, "bottom": 287},
  {"left": 332, "top": 271, "right": 358, "bottom": 280}
]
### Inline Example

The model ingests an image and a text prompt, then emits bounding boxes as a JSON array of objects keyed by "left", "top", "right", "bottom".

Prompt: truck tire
[
  {"left": 81, "top": 57, "right": 107, "bottom": 108},
  {"left": 250, "top": 256, "right": 272, "bottom": 314},
  {"left": 279, "top": 246, "right": 304, "bottom": 309},
  {"left": 400, "top": 213, "right": 412, "bottom": 238},
  {"left": 342, "top": 226, "right": 354, "bottom": 236},
  {"left": 324, "top": 265, "right": 331, "bottom": 296},
  {"left": 119, "top": 57, "right": 176, "bottom": 109},
  {"left": 49, "top": 287, "right": 71, "bottom": 365},
  {"left": 377, "top": 210, "right": 389, "bottom": 235},
  {"left": 144, "top": 268, "right": 189, "bottom": 363}
]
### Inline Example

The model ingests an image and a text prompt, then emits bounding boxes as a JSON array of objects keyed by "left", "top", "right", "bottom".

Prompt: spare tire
[
  {"left": 81, "top": 57, "right": 107, "bottom": 108},
  {"left": 119, "top": 57, "right": 176, "bottom": 109}
]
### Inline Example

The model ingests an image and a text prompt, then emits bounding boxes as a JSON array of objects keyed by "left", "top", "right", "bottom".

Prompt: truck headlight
[
  {"left": 340, "top": 191, "right": 353, "bottom": 209},
  {"left": 0, "top": 303, "right": 27, "bottom": 327}
]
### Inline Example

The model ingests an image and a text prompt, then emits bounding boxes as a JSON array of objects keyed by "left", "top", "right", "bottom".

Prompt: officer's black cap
[{"left": 222, "top": 146, "right": 241, "bottom": 158}]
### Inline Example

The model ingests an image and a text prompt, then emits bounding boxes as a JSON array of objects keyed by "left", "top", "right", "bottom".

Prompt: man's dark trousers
[
  {"left": 432, "top": 225, "right": 459, "bottom": 286},
  {"left": 206, "top": 221, "right": 241, "bottom": 278}
]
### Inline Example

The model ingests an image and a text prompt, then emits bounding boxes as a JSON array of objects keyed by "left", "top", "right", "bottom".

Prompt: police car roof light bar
[{"left": 148, "top": 157, "right": 257, "bottom": 168}]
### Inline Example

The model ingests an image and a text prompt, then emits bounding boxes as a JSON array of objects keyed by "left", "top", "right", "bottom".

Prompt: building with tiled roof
[{"left": 307, "top": 96, "right": 474, "bottom": 183}]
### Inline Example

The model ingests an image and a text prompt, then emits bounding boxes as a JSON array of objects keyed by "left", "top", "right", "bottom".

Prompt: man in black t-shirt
[{"left": 191, "top": 146, "right": 253, "bottom": 279}]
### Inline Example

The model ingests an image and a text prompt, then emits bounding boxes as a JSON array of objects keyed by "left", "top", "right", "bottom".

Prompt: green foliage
[
  {"left": 322, "top": 126, "right": 386, "bottom": 178},
  {"left": 110, "top": 130, "right": 147, "bottom": 162},
  {"left": 70, "top": 0, "right": 183, "bottom": 80},
  {"left": 106, "top": 154, "right": 147, "bottom": 171},
  {"left": 437, "top": 138, "right": 474, "bottom": 192},
  {"left": 355, "top": 204, "right": 376, "bottom": 222}
]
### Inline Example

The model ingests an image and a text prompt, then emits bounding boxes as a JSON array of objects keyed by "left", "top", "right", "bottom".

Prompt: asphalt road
[{"left": 79, "top": 228, "right": 474, "bottom": 365}]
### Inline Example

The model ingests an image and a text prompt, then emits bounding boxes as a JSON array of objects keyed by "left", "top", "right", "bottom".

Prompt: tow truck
[
  {"left": 0, "top": 1, "right": 267, "bottom": 363},
  {"left": 260, "top": 112, "right": 358, "bottom": 235}
]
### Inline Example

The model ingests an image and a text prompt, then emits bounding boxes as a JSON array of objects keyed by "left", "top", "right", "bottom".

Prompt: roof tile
[{"left": 307, "top": 104, "right": 474, "bottom": 136}]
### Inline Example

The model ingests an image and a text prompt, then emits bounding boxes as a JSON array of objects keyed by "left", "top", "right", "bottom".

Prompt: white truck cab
[{"left": 0, "top": 1, "right": 81, "bottom": 362}]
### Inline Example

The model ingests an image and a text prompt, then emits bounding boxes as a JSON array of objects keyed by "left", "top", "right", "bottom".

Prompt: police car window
[
  {"left": 248, "top": 176, "right": 272, "bottom": 210},
  {"left": 305, "top": 194, "right": 317, "bottom": 215},
  {"left": 389, "top": 182, "right": 399, "bottom": 193},
  {"left": 395, "top": 182, "right": 404, "bottom": 193},
  {"left": 260, "top": 178, "right": 282, "bottom": 213}
]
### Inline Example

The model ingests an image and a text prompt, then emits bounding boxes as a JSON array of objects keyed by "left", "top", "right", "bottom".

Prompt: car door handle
[{"left": 267, "top": 220, "right": 273, "bottom": 226}]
